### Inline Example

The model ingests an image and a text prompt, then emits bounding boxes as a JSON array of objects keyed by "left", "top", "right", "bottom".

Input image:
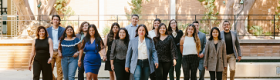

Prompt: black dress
[
  {"left": 104, "top": 34, "right": 114, "bottom": 71},
  {"left": 33, "top": 38, "right": 53, "bottom": 80}
]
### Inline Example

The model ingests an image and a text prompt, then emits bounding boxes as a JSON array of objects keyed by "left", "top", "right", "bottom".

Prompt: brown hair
[
  {"left": 36, "top": 26, "right": 49, "bottom": 39},
  {"left": 78, "top": 21, "right": 90, "bottom": 34},
  {"left": 184, "top": 24, "right": 201, "bottom": 52}
]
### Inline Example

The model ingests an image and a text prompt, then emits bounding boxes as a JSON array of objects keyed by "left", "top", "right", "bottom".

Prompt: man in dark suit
[
  {"left": 46, "top": 15, "right": 65, "bottom": 80},
  {"left": 193, "top": 21, "right": 207, "bottom": 80},
  {"left": 220, "top": 20, "right": 242, "bottom": 80}
]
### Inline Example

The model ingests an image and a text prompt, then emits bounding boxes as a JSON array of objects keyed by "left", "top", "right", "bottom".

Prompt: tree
[
  {"left": 12, "top": 0, "right": 73, "bottom": 39},
  {"left": 222, "top": 0, "right": 256, "bottom": 35}
]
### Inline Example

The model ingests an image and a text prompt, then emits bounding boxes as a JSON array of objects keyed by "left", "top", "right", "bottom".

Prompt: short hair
[
  {"left": 223, "top": 20, "right": 230, "bottom": 25},
  {"left": 193, "top": 21, "right": 199, "bottom": 24},
  {"left": 131, "top": 14, "right": 139, "bottom": 18},
  {"left": 51, "top": 15, "right": 61, "bottom": 24}
]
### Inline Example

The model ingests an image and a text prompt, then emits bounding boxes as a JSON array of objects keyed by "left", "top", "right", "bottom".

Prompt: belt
[
  {"left": 138, "top": 59, "right": 148, "bottom": 61},
  {"left": 53, "top": 49, "right": 58, "bottom": 52}
]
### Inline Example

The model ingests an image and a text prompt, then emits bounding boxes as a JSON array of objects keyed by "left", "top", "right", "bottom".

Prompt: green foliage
[
  {"left": 102, "top": 27, "right": 110, "bottom": 37},
  {"left": 54, "top": 0, "right": 76, "bottom": 27},
  {"left": 198, "top": 0, "right": 220, "bottom": 27},
  {"left": 249, "top": 25, "right": 263, "bottom": 36},
  {"left": 271, "top": 1, "right": 280, "bottom": 33},
  {"left": 126, "top": 0, "right": 149, "bottom": 20}
]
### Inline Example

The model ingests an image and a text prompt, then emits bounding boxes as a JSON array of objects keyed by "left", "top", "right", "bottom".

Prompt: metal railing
[{"left": 0, "top": 14, "right": 279, "bottom": 40}]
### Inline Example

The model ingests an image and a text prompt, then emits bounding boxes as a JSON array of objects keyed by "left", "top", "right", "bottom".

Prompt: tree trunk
[
  {"left": 37, "top": 0, "right": 57, "bottom": 22},
  {"left": 221, "top": 0, "right": 255, "bottom": 35},
  {"left": 13, "top": 0, "right": 35, "bottom": 32}
]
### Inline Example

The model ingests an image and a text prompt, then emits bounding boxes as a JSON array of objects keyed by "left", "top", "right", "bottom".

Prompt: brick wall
[{"left": 241, "top": 43, "right": 280, "bottom": 57}]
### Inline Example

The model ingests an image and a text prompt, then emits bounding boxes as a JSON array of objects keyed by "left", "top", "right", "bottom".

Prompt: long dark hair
[
  {"left": 36, "top": 26, "right": 49, "bottom": 39},
  {"left": 107, "top": 22, "right": 120, "bottom": 43},
  {"left": 135, "top": 24, "right": 151, "bottom": 40},
  {"left": 82, "top": 24, "right": 104, "bottom": 52},
  {"left": 116, "top": 28, "right": 130, "bottom": 46},
  {"left": 153, "top": 23, "right": 168, "bottom": 44},
  {"left": 78, "top": 21, "right": 90, "bottom": 34},
  {"left": 59, "top": 26, "right": 76, "bottom": 50},
  {"left": 167, "top": 19, "right": 179, "bottom": 35},
  {"left": 209, "top": 27, "right": 222, "bottom": 40},
  {"left": 152, "top": 18, "right": 161, "bottom": 30}
]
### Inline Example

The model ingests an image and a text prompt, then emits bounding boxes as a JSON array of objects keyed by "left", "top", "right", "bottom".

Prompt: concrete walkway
[{"left": 0, "top": 69, "right": 279, "bottom": 80}]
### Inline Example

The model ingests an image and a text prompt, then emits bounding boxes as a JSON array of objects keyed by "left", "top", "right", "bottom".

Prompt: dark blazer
[
  {"left": 170, "top": 30, "right": 183, "bottom": 51},
  {"left": 198, "top": 31, "right": 207, "bottom": 54},
  {"left": 125, "top": 37, "right": 159, "bottom": 74},
  {"left": 220, "top": 31, "right": 242, "bottom": 58},
  {"left": 46, "top": 26, "right": 65, "bottom": 40},
  {"left": 204, "top": 40, "right": 227, "bottom": 72}
]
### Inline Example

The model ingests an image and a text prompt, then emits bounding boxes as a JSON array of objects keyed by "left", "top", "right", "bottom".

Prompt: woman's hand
[
  {"left": 47, "top": 58, "right": 52, "bottom": 64},
  {"left": 155, "top": 63, "right": 159, "bottom": 69},
  {"left": 28, "top": 64, "right": 32, "bottom": 71},
  {"left": 173, "top": 59, "right": 177, "bottom": 66},
  {"left": 72, "top": 53, "right": 78, "bottom": 58},
  {"left": 102, "top": 56, "right": 107, "bottom": 61},
  {"left": 205, "top": 66, "right": 208, "bottom": 70},
  {"left": 111, "top": 64, "right": 114, "bottom": 71},
  {"left": 78, "top": 60, "right": 82, "bottom": 68},
  {"left": 58, "top": 52, "right": 62, "bottom": 58},
  {"left": 125, "top": 67, "right": 130, "bottom": 73}
]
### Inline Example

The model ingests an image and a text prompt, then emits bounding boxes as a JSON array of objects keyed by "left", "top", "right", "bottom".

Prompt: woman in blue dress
[{"left": 78, "top": 24, "right": 106, "bottom": 80}]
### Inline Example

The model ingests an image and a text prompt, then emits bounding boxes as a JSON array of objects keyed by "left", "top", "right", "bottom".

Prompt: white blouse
[
  {"left": 182, "top": 36, "right": 198, "bottom": 55},
  {"left": 138, "top": 38, "right": 148, "bottom": 59},
  {"left": 148, "top": 30, "right": 156, "bottom": 39}
]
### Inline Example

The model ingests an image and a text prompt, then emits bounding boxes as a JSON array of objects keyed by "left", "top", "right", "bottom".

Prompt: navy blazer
[
  {"left": 125, "top": 37, "right": 159, "bottom": 74},
  {"left": 46, "top": 26, "right": 65, "bottom": 40}
]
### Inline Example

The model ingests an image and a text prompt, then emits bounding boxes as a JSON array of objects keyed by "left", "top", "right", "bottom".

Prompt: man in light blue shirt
[
  {"left": 46, "top": 15, "right": 65, "bottom": 80},
  {"left": 125, "top": 14, "right": 139, "bottom": 40}
]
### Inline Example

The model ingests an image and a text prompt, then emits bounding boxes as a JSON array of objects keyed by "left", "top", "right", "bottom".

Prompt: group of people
[{"left": 28, "top": 14, "right": 242, "bottom": 80}]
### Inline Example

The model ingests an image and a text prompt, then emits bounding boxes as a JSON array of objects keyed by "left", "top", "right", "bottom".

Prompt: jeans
[
  {"left": 209, "top": 71, "right": 222, "bottom": 80},
  {"left": 222, "top": 54, "right": 236, "bottom": 80},
  {"left": 182, "top": 55, "right": 199, "bottom": 80},
  {"left": 78, "top": 54, "right": 85, "bottom": 80},
  {"left": 61, "top": 56, "right": 78, "bottom": 80},
  {"left": 134, "top": 59, "right": 150, "bottom": 80},
  {"left": 198, "top": 58, "right": 205, "bottom": 80},
  {"left": 169, "top": 50, "right": 182, "bottom": 80},
  {"left": 114, "top": 59, "right": 130, "bottom": 80},
  {"left": 155, "top": 61, "right": 172, "bottom": 80}
]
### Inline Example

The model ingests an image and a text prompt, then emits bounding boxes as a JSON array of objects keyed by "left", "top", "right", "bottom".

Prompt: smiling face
[
  {"left": 212, "top": 29, "right": 219, "bottom": 38},
  {"left": 170, "top": 20, "right": 177, "bottom": 30},
  {"left": 52, "top": 17, "right": 60, "bottom": 26},
  {"left": 187, "top": 26, "right": 194, "bottom": 36},
  {"left": 223, "top": 22, "right": 230, "bottom": 31},
  {"left": 138, "top": 26, "right": 146, "bottom": 37},
  {"left": 153, "top": 21, "right": 160, "bottom": 30},
  {"left": 112, "top": 25, "right": 119, "bottom": 33},
  {"left": 88, "top": 27, "right": 96, "bottom": 37},
  {"left": 66, "top": 28, "right": 73, "bottom": 36},
  {"left": 119, "top": 30, "right": 126, "bottom": 39},
  {"left": 39, "top": 29, "right": 46, "bottom": 38},
  {"left": 82, "top": 23, "right": 89, "bottom": 32},
  {"left": 159, "top": 25, "right": 167, "bottom": 35},
  {"left": 131, "top": 16, "right": 139, "bottom": 25}
]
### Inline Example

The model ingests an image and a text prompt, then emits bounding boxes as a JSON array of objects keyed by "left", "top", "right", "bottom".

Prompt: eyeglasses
[{"left": 223, "top": 24, "right": 230, "bottom": 26}]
